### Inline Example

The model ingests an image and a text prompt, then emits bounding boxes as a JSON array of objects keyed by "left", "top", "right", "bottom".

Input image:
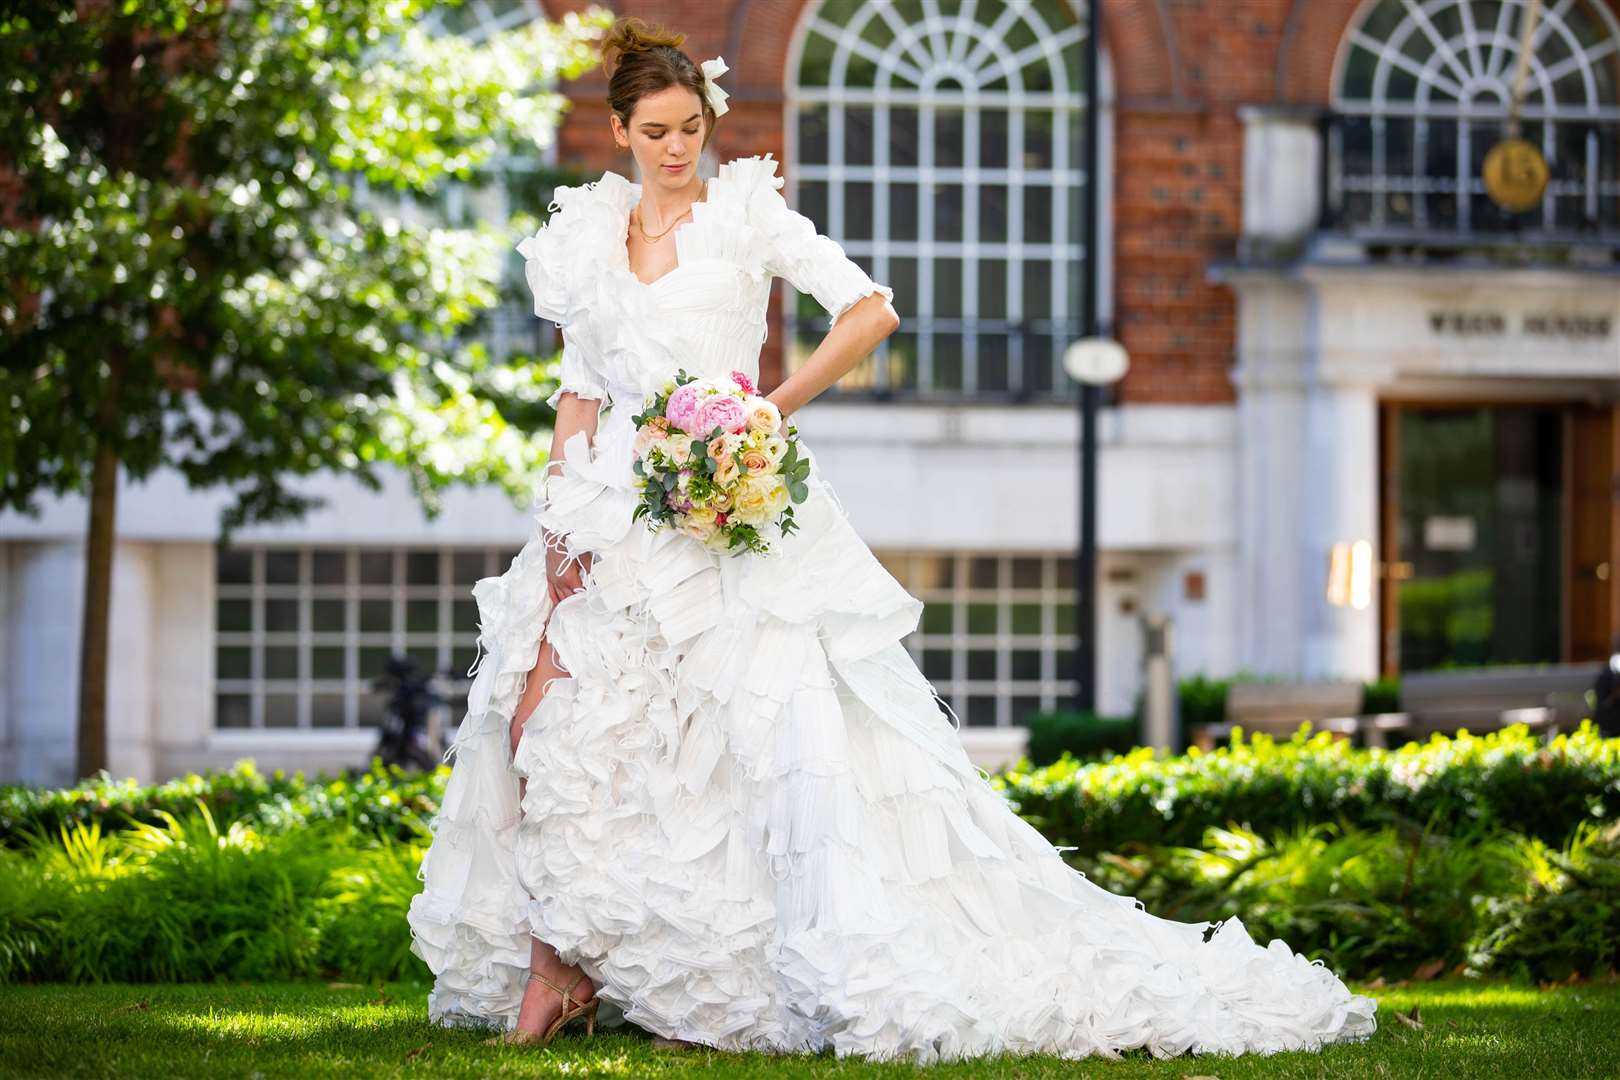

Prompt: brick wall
[{"left": 534, "top": 0, "right": 1620, "bottom": 406}]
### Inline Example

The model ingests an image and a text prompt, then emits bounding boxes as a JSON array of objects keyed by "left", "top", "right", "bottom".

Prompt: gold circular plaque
[{"left": 1483, "top": 138, "right": 1550, "bottom": 212}]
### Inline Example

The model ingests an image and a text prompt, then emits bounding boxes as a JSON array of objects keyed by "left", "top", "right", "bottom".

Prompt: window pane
[
  {"left": 846, "top": 181, "right": 874, "bottom": 241},
  {"left": 889, "top": 184, "right": 919, "bottom": 242},
  {"left": 980, "top": 108, "right": 1009, "bottom": 167},
  {"left": 264, "top": 646, "right": 299, "bottom": 681},
  {"left": 934, "top": 184, "right": 963, "bottom": 242},
  {"left": 980, "top": 184, "right": 1009, "bottom": 243},
  {"left": 312, "top": 599, "right": 346, "bottom": 633},
  {"left": 216, "top": 694, "right": 251, "bottom": 729},
  {"left": 360, "top": 600, "right": 392, "bottom": 633},
  {"left": 217, "top": 548, "right": 253, "bottom": 585},
  {"left": 216, "top": 647, "right": 251, "bottom": 680},
  {"left": 1023, "top": 110, "right": 1055, "bottom": 170},
  {"left": 935, "top": 107, "right": 965, "bottom": 167},
  {"left": 217, "top": 598, "right": 251, "bottom": 633},
  {"left": 798, "top": 102, "right": 830, "bottom": 162},
  {"left": 844, "top": 105, "right": 874, "bottom": 165},
  {"left": 265, "top": 598, "right": 299, "bottom": 633},
  {"left": 891, "top": 107, "right": 919, "bottom": 166},
  {"left": 407, "top": 599, "right": 439, "bottom": 634},
  {"left": 312, "top": 646, "right": 346, "bottom": 680},
  {"left": 407, "top": 551, "right": 439, "bottom": 586},
  {"left": 264, "top": 550, "right": 299, "bottom": 585},
  {"left": 264, "top": 694, "right": 299, "bottom": 728},
  {"left": 452, "top": 551, "right": 487, "bottom": 585},
  {"left": 312, "top": 550, "right": 347, "bottom": 586},
  {"left": 1023, "top": 185, "right": 1052, "bottom": 244},
  {"left": 359, "top": 551, "right": 393, "bottom": 585},
  {"left": 312, "top": 694, "right": 347, "bottom": 729}
]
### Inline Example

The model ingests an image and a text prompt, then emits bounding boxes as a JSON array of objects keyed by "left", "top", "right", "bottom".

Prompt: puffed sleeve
[
  {"left": 749, "top": 177, "right": 898, "bottom": 331},
  {"left": 514, "top": 181, "right": 615, "bottom": 408},
  {"left": 543, "top": 327, "right": 608, "bottom": 409}
]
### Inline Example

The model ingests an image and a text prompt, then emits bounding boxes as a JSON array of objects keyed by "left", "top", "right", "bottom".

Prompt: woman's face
[{"left": 612, "top": 83, "right": 708, "bottom": 192}]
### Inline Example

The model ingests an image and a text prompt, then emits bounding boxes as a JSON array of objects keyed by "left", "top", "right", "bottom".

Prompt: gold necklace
[{"left": 635, "top": 180, "right": 708, "bottom": 243}]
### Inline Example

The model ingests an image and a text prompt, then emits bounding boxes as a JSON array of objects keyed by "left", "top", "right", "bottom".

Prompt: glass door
[{"left": 1388, "top": 405, "right": 1565, "bottom": 672}]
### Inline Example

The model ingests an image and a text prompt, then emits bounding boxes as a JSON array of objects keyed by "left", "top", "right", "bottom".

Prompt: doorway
[{"left": 1378, "top": 402, "right": 1616, "bottom": 676}]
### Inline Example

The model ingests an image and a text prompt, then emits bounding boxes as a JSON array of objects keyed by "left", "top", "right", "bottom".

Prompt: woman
[{"left": 406, "top": 15, "right": 1378, "bottom": 1064}]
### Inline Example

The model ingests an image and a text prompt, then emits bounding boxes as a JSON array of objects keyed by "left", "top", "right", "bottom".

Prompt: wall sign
[{"left": 1428, "top": 311, "right": 1613, "bottom": 340}]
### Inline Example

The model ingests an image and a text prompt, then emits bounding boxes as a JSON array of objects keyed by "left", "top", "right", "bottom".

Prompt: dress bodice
[{"left": 516, "top": 153, "right": 896, "bottom": 420}]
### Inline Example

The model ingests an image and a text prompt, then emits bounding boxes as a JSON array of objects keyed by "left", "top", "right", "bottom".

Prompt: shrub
[
  {"left": 1468, "top": 818, "right": 1620, "bottom": 982},
  {"left": 0, "top": 758, "right": 444, "bottom": 848},
  {"left": 1024, "top": 710, "right": 1137, "bottom": 766},
  {"left": 995, "top": 720, "right": 1620, "bottom": 853},
  {"left": 0, "top": 803, "right": 428, "bottom": 985}
]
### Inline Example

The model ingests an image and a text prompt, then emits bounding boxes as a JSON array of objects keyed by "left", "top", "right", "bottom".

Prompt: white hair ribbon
[{"left": 699, "top": 56, "right": 731, "bottom": 117}]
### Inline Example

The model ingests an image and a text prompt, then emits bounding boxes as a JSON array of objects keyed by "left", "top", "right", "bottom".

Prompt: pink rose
[
  {"left": 731, "top": 369, "right": 756, "bottom": 395},
  {"left": 665, "top": 382, "right": 703, "bottom": 433},
  {"left": 694, "top": 394, "right": 748, "bottom": 436}
]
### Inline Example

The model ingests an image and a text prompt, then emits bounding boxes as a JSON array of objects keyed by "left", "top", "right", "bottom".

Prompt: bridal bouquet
[{"left": 629, "top": 369, "right": 811, "bottom": 555}]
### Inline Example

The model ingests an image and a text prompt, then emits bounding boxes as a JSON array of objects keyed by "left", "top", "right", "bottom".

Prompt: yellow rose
[
  {"left": 765, "top": 476, "right": 791, "bottom": 513},
  {"left": 739, "top": 448, "right": 773, "bottom": 474},
  {"left": 731, "top": 475, "right": 774, "bottom": 526}
]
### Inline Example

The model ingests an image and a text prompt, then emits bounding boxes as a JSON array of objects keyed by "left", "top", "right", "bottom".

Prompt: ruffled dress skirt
[{"left": 406, "top": 419, "right": 1379, "bottom": 1064}]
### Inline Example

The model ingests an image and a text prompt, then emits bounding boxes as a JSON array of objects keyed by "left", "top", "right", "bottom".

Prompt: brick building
[{"left": 3, "top": 0, "right": 1618, "bottom": 784}]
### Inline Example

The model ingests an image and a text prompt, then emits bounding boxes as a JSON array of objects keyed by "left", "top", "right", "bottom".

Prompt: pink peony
[
  {"left": 665, "top": 382, "right": 704, "bottom": 433},
  {"left": 731, "top": 369, "right": 756, "bottom": 395},
  {"left": 694, "top": 394, "right": 748, "bottom": 436}
]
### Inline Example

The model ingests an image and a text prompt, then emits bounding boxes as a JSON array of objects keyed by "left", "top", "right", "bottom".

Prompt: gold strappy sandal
[{"left": 483, "top": 970, "right": 599, "bottom": 1046}]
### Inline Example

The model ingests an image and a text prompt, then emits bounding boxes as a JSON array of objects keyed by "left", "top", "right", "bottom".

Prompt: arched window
[
  {"left": 787, "top": 0, "right": 1096, "bottom": 399},
  {"left": 1331, "top": 0, "right": 1620, "bottom": 241}
]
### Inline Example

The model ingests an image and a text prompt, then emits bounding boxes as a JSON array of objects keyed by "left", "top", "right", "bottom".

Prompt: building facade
[{"left": 3, "top": 0, "right": 1617, "bottom": 786}]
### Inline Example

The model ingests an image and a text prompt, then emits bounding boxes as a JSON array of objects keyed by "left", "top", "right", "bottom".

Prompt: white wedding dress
[{"left": 405, "top": 153, "right": 1378, "bottom": 1063}]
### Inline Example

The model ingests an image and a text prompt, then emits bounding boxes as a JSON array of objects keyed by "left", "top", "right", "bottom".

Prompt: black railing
[
  {"left": 1318, "top": 110, "right": 1620, "bottom": 250},
  {"left": 794, "top": 315, "right": 1098, "bottom": 402}
]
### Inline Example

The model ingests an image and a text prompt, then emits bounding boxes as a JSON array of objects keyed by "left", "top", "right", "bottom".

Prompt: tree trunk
[{"left": 76, "top": 353, "right": 125, "bottom": 779}]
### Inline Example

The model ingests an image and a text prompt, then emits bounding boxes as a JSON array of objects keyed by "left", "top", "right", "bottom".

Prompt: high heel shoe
[{"left": 482, "top": 970, "right": 599, "bottom": 1046}]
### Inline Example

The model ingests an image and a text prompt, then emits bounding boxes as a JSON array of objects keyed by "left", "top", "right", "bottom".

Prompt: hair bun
[{"left": 600, "top": 15, "right": 686, "bottom": 78}]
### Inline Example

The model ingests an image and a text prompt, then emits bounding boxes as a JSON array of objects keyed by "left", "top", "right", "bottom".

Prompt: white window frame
[
  {"left": 1331, "top": 0, "right": 1620, "bottom": 235},
  {"left": 784, "top": 0, "right": 1110, "bottom": 400}
]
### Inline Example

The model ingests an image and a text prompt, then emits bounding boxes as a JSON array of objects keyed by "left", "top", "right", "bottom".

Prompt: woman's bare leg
[{"left": 509, "top": 630, "right": 597, "bottom": 1036}]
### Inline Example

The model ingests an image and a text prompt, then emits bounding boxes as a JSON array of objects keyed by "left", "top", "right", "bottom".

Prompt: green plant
[
  {"left": 1469, "top": 818, "right": 1620, "bottom": 982},
  {"left": 1023, "top": 710, "right": 1137, "bottom": 767}
]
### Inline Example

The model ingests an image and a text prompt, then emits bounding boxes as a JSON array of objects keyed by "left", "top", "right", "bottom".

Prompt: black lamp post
[{"left": 1065, "top": 3, "right": 1127, "bottom": 715}]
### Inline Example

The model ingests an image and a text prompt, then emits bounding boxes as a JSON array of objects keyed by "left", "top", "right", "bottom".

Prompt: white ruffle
[
  {"left": 413, "top": 155, "right": 1378, "bottom": 1062},
  {"left": 408, "top": 452, "right": 1378, "bottom": 1061}
]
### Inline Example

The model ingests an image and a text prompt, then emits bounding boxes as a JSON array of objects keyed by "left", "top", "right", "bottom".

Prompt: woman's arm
[{"left": 765, "top": 294, "right": 901, "bottom": 420}]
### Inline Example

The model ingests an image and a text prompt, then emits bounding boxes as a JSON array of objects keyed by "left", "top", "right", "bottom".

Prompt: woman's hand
[{"left": 543, "top": 529, "right": 593, "bottom": 606}]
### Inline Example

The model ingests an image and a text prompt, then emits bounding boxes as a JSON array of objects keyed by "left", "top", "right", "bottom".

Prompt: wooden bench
[
  {"left": 1189, "top": 681, "right": 1365, "bottom": 750},
  {"left": 1394, "top": 664, "right": 1593, "bottom": 739}
]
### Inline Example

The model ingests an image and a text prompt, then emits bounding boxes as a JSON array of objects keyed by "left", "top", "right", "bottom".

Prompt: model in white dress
[{"left": 405, "top": 152, "right": 1379, "bottom": 1064}]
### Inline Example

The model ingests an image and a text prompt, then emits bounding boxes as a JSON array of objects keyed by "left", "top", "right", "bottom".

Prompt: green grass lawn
[{"left": 1, "top": 977, "right": 1615, "bottom": 1078}]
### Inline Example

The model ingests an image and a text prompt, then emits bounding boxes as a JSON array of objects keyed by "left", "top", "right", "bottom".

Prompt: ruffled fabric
[{"left": 410, "top": 155, "right": 1378, "bottom": 1062}]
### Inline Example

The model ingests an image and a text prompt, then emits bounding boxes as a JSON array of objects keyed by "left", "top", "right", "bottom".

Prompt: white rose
[
  {"left": 744, "top": 397, "right": 782, "bottom": 435},
  {"left": 666, "top": 433, "right": 693, "bottom": 465}
]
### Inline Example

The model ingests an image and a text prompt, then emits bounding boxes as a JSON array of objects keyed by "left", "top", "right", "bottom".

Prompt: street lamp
[{"left": 1063, "top": 337, "right": 1129, "bottom": 715}]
